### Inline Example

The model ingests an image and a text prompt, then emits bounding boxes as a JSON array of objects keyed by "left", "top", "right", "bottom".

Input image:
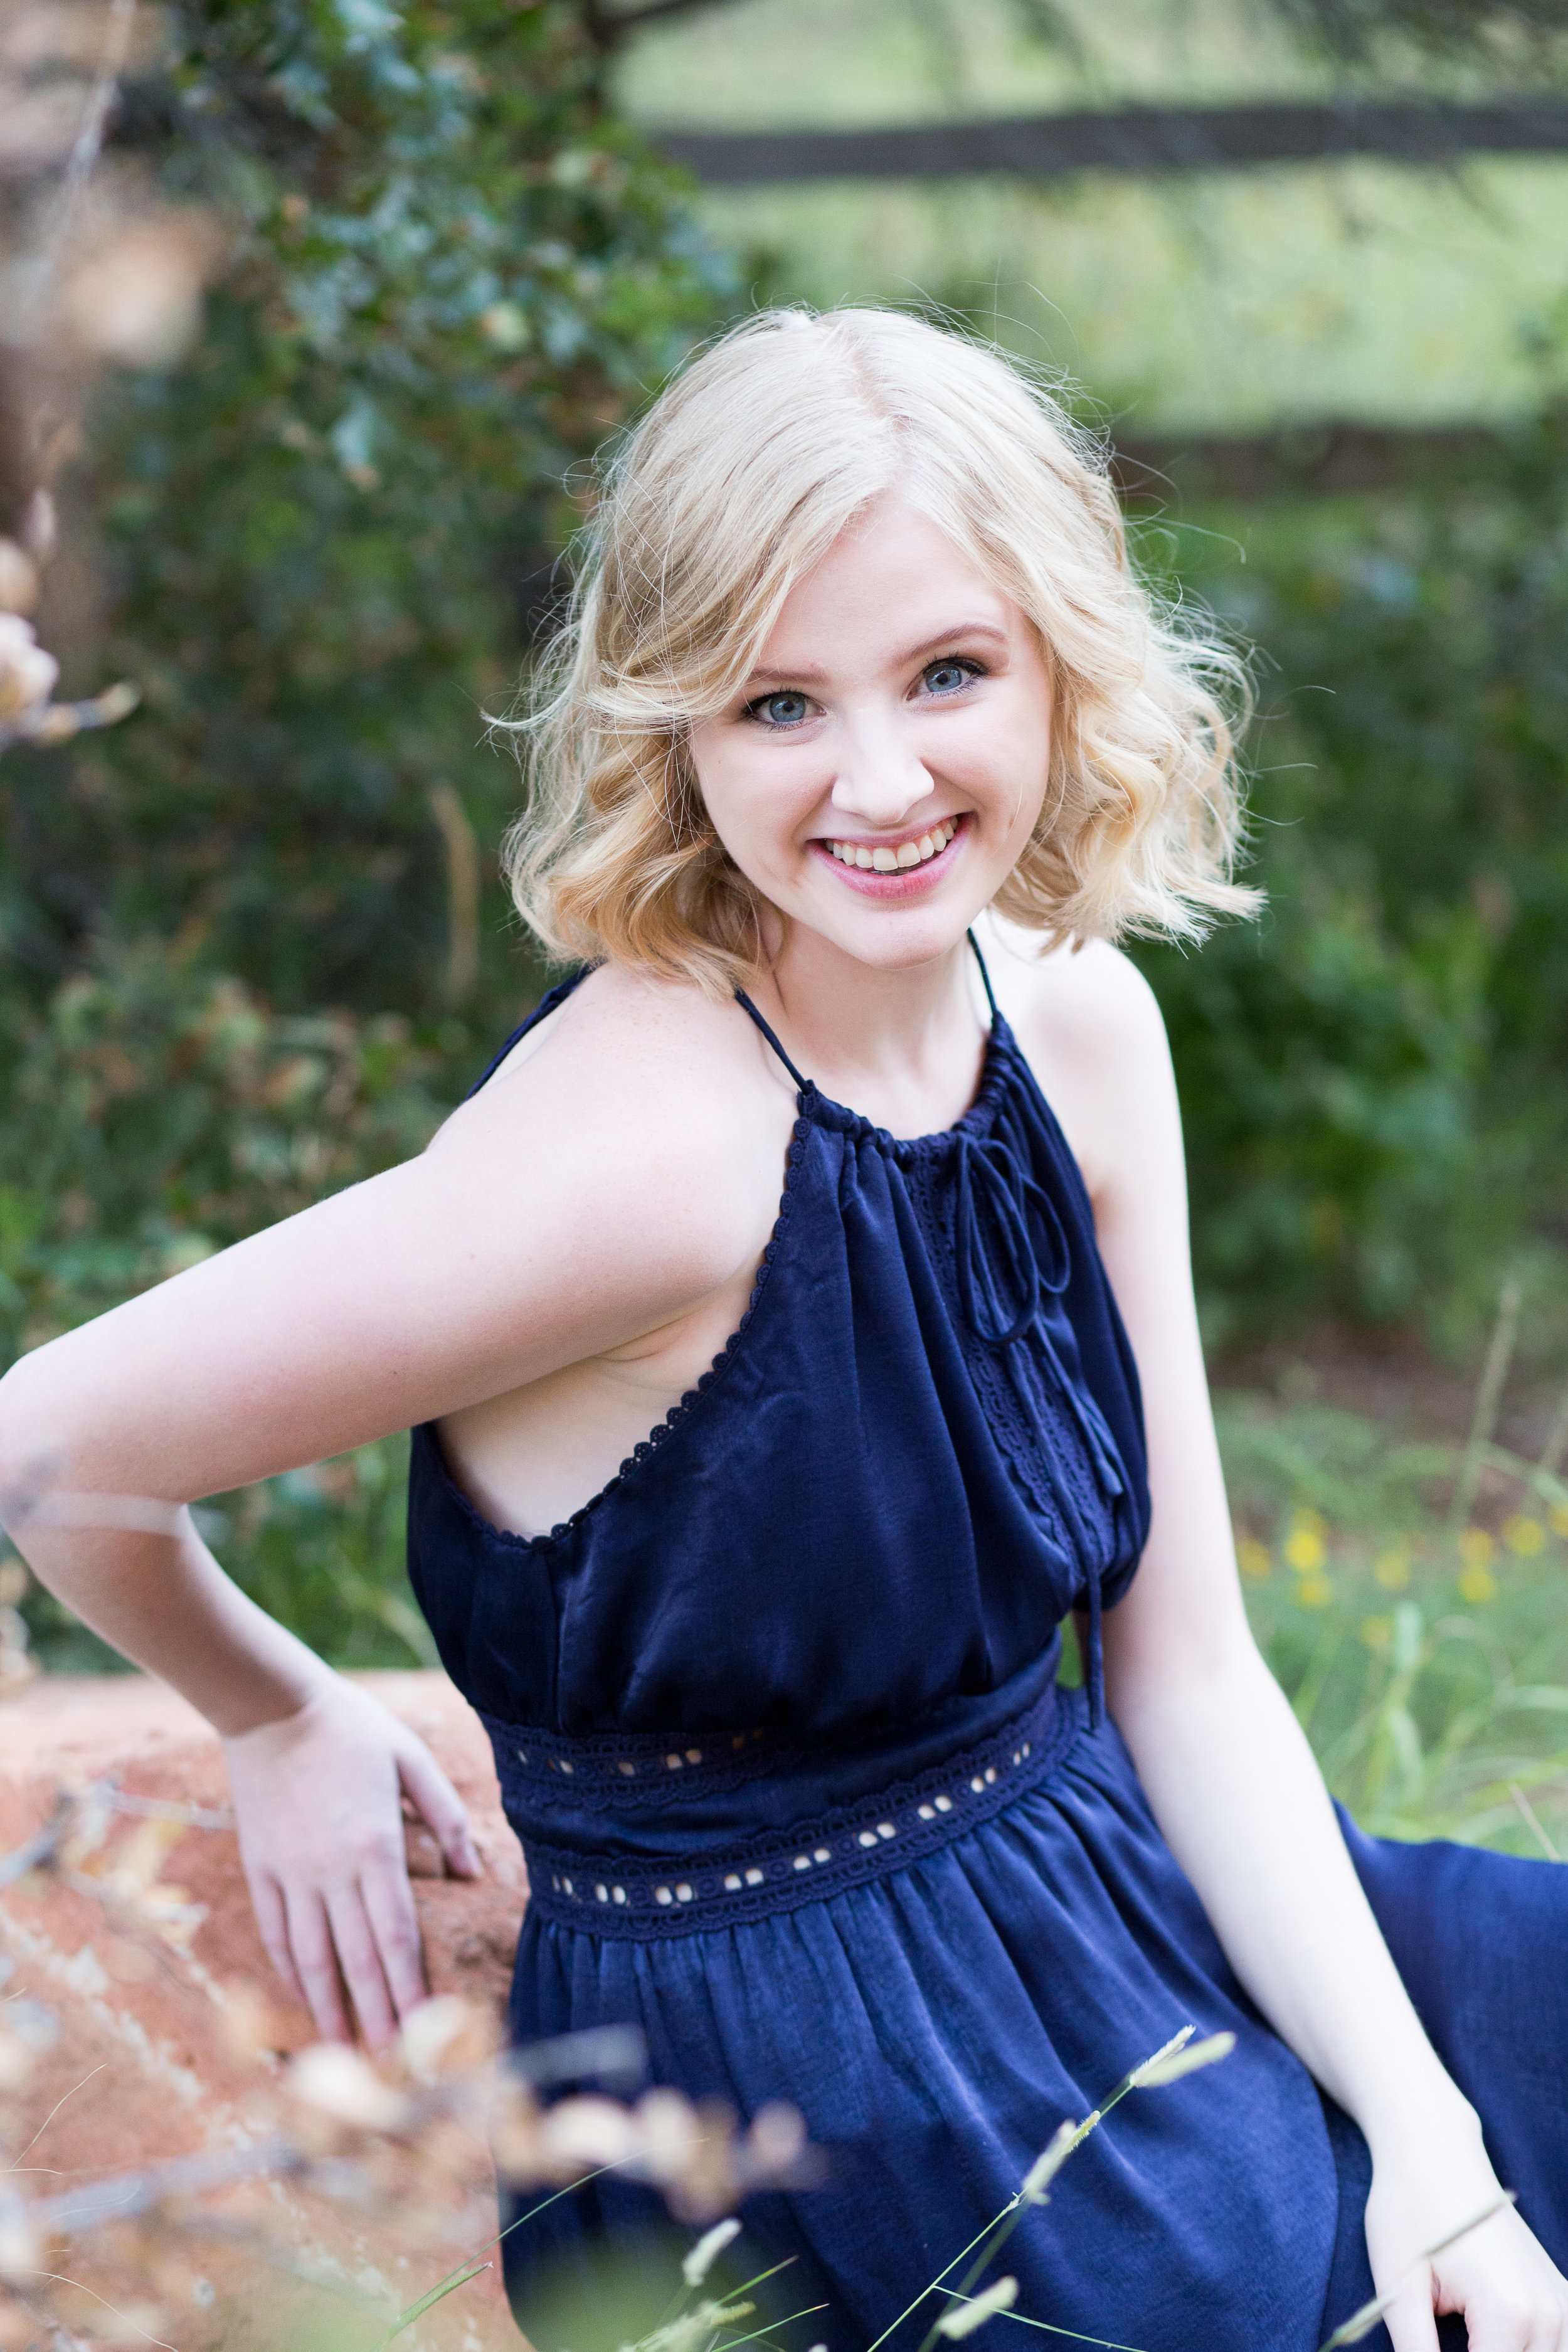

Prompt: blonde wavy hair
[{"left": 502, "top": 306, "right": 1256, "bottom": 994}]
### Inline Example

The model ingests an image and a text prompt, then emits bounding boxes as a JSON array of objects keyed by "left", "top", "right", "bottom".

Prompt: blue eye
[
  {"left": 923, "top": 659, "right": 982, "bottom": 697},
  {"left": 748, "top": 690, "right": 812, "bottom": 728}
]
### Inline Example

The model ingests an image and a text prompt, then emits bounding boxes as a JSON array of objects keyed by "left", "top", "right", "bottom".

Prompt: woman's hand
[
  {"left": 1367, "top": 2136, "right": 1568, "bottom": 2352},
  {"left": 223, "top": 1675, "right": 482, "bottom": 2050}
]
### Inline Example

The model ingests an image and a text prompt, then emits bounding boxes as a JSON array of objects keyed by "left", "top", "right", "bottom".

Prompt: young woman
[{"left": 3, "top": 310, "right": 1566, "bottom": 2352}]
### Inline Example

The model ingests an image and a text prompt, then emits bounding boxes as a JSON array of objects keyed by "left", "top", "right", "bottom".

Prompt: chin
[{"left": 810, "top": 901, "right": 984, "bottom": 974}]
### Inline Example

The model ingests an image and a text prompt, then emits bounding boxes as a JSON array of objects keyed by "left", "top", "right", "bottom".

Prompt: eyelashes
[
  {"left": 920, "top": 656, "right": 987, "bottom": 698},
  {"left": 741, "top": 655, "right": 989, "bottom": 729},
  {"left": 743, "top": 688, "right": 813, "bottom": 729}
]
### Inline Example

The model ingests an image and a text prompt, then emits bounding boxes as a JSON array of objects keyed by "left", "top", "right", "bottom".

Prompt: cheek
[
  {"left": 686, "top": 738, "right": 748, "bottom": 844},
  {"left": 958, "top": 706, "right": 1051, "bottom": 832},
  {"left": 689, "top": 747, "right": 790, "bottom": 876},
  {"left": 696, "top": 741, "right": 822, "bottom": 849}
]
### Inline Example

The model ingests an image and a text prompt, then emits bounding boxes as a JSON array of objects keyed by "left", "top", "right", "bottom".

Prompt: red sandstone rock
[{"left": 0, "top": 1671, "right": 531, "bottom": 2351}]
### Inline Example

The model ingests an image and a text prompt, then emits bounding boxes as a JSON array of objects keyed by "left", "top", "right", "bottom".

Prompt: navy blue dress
[{"left": 406, "top": 948, "right": 1568, "bottom": 2351}]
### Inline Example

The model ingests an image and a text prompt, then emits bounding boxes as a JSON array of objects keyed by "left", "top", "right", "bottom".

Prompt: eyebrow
[{"left": 743, "top": 618, "right": 1010, "bottom": 688}]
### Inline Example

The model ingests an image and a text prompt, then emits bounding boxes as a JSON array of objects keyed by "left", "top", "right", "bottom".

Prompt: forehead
[{"left": 752, "top": 500, "right": 1014, "bottom": 676}]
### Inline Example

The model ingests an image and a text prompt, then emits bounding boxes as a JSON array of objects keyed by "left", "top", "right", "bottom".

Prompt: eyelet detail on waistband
[
  {"left": 516, "top": 1682, "right": 1088, "bottom": 1939},
  {"left": 488, "top": 1715, "right": 804, "bottom": 1809}
]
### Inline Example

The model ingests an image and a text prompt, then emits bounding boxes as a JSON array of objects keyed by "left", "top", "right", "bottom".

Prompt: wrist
[
  {"left": 1360, "top": 2081, "right": 1486, "bottom": 2174},
  {"left": 211, "top": 1653, "right": 338, "bottom": 1742}
]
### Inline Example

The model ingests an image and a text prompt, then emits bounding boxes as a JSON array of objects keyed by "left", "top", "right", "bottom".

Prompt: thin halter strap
[
  {"left": 734, "top": 989, "right": 811, "bottom": 1090},
  {"left": 967, "top": 926, "right": 999, "bottom": 1019},
  {"left": 735, "top": 930, "right": 998, "bottom": 1091}
]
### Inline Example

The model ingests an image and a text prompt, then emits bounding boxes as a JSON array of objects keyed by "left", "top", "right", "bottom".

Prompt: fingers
[
  {"left": 359, "top": 1857, "right": 431, "bottom": 2025},
  {"left": 246, "top": 1868, "right": 305, "bottom": 2007},
  {"left": 1384, "top": 2287, "right": 1441, "bottom": 2352},
  {"left": 283, "top": 1883, "right": 351, "bottom": 2045},
  {"left": 230, "top": 1706, "right": 473, "bottom": 2048},
  {"left": 252, "top": 1863, "right": 423, "bottom": 2048},
  {"left": 397, "top": 1740, "right": 481, "bottom": 1878},
  {"left": 324, "top": 1883, "right": 399, "bottom": 2052},
  {"left": 1461, "top": 2294, "right": 1567, "bottom": 2352}
]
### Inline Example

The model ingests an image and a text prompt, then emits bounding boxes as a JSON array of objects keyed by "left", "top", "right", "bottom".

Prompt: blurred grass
[{"left": 1222, "top": 1384, "right": 1568, "bottom": 1852}]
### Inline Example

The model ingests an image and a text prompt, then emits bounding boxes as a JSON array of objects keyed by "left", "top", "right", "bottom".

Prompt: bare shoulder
[
  {"left": 978, "top": 919, "right": 1178, "bottom": 1203},
  {"left": 981, "top": 918, "right": 1172, "bottom": 1083},
  {"left": 424, "top": 960, "right": 793, "bottom": 1295},
  {"left": 463, "top": 959, "right": 773, "bottom": 1114}
]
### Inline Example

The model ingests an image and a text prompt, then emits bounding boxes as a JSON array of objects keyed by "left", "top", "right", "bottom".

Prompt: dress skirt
[{"left": 502, "top": 1693, "right": 1568, "bottom": 2352}]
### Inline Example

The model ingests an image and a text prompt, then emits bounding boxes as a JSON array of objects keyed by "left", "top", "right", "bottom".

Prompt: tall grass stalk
[
  {"left": 1540, "top": 1385, "right": 1568, "bottom": 1483},
  {"left": 1316, "top": 2193, "right": 1515, "bottom": 2351},
  {"left": 1448, "top": 1278, "right": 1522, "bottom": 1534},
  {"left": 872, "top": 2027, "right": 1234, "bottom": 2352},
  {"left": 935, "top": 2298, "right": 1148, "bottom": 2349},
  {"left": 1506, "top": 1779, "right": 1562, "bottom": 1862}
]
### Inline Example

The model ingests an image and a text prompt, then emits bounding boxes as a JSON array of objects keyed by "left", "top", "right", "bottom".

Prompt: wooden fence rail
[{"left": 655, "top": 94, "right": 1568, "bottom": 186}]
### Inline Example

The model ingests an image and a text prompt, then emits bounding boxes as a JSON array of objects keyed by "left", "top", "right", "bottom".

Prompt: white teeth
[{"left": 828, "top": 817, "right": 959, "bottom": 867}]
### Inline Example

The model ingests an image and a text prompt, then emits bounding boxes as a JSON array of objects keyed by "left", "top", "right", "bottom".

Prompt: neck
[{"left": 753, "top": 923, "right": 992, "bottom": 1135}]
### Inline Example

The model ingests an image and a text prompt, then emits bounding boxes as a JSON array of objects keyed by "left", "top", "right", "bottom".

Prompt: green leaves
[
  {"left": 2, "top": 0, "right": 733, "bottom": 1017},
  {"left": 1136, "top": 425, "right": 1568, "bottom": 1345}
]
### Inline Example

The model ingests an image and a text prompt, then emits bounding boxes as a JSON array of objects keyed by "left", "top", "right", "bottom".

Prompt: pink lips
[{"left": 812, "top": 814, "right": 968, "bottom": 899}]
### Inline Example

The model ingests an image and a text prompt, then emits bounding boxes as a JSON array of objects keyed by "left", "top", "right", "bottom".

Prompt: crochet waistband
[{"left": 509, "top": 1676, "right": 1082, "bottom": 1940}]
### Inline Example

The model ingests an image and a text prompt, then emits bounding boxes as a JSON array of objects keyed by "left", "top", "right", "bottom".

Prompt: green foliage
[
  {"left": 0, "top": 3, "right": 731, "bottom": 1286},
  {"left": 1133, "top": 418, "right": 1568, "bottom": 1348},
  {"left": 206, "top": 1434, "right": 434, "bottom": 1671},
  {"left": 1221, "top": 1389, "right": 1568, "bottom": 1848},
  {"left": 5, "top": 0, "right": 731, "bottom": 1010},
  {"left": 0, "top": 935, "right": 442, "bottom": 1354}
]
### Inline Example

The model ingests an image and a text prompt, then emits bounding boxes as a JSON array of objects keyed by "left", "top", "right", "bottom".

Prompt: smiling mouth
[{"left": 824, "top": 816, "right": 961, "bottom": 872}]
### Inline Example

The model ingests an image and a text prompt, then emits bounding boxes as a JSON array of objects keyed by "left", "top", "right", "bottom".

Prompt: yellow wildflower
[
  {"left": 1236, "top": 1538, "right": 1271, "bottom": 1582},
  {"left": 1373, "top": 1551, "right": 1411, "bottom": 1591},
  {"left": 1503, "top": 1515, "right": 1546, "bottom": 1557},
  {"left": 1295, "top": 1573, "right": 1333, "bottom": 1609},
  {"left": 1458, "top": 1562, "right": 1496, "bottom": 1606},
  {"left": 1285, "top": 1528, "right": 1327, "bottom": 1574}
]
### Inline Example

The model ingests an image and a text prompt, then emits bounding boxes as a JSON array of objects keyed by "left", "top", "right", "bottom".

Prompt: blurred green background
[{"left": 3, "top": 0, "right": 1568, "bottom": 1849}]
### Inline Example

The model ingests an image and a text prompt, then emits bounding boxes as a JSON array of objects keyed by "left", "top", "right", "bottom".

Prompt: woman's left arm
[{"left": 1024, "top": 940, "right": 1567, "bottom": 2352}]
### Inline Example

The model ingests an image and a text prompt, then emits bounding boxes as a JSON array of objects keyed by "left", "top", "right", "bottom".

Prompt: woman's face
[{"left": 687, "top": 497, "right": 1054, "bottom": 974}]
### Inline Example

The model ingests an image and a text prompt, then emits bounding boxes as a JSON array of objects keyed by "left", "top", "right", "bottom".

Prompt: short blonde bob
[{"left": 502, "top": 306, "right": 1256, "bottom": 993}]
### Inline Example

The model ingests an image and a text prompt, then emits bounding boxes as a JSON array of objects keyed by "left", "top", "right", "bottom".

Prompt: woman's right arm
[{"left": 0, "top": 970, "right": 781, "bottom": 2042}]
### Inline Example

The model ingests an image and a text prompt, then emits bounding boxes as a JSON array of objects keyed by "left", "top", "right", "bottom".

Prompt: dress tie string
[
  {"left": 734, "top": 939, "right": 1131, "bottom": 1735},
  {"left": 953, "top": 1123, "right": 1131, "bottom": 1730},
  {"left": 953, "top": 1129, "right": 1069, "bottom": 1349}
]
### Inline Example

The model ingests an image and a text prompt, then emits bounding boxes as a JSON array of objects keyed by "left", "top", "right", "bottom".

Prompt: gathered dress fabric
[{"left": 406, "top": 955, "right": 1568, "bottom": 2352}]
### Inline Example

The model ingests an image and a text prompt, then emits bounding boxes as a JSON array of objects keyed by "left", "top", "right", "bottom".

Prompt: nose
[{"left": 829, "top": 709, "right": 932, "bottom": 830}]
